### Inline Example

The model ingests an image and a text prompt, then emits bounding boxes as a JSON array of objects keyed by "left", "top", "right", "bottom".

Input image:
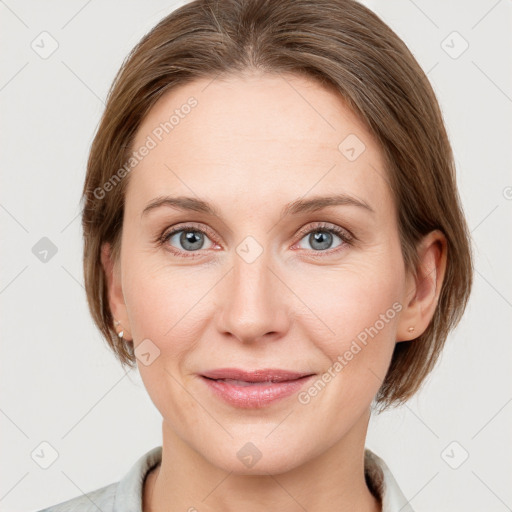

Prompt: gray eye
[
  {"left": 167, "top": 230, "right": 214, "bottom": 251},
  {"left": 298, "top": 230, "right": 343, "bottom": 251}
]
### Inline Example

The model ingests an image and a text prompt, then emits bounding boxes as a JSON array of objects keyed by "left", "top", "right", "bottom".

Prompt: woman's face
[{"left": 109, "top": 71, "right": 415, "bottom": 474}]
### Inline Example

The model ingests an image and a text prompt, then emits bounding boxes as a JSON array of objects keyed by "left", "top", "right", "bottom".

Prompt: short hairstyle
[{"left": 81, "top": 0, "right": 473, "bottom": 411}]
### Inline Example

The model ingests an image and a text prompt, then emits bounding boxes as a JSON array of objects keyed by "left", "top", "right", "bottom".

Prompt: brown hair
[{"left": 81, "top": 0, "right": 473, "bottom": 411}]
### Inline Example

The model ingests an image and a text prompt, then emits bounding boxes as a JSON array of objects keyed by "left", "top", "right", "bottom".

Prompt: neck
[{"left": 144, "top": 410, "right": 381, "bottom": 512}]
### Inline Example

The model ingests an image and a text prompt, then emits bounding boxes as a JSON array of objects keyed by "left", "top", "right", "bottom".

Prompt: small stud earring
[
  {"left": 407, "top": 326, "right": 415, "bottom": 333},
  {"left": 114, "top": 319, "right": 124, "bottom": 338}
]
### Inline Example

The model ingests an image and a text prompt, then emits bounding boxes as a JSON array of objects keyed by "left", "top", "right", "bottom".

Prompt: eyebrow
[{"left": 141, "top": 193, "right": 375, "bottom": 219}]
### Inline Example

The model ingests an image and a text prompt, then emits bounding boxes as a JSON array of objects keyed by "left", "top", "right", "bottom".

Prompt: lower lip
[{"left": 200, "top": 375, "right": 314, "bottom": 408}]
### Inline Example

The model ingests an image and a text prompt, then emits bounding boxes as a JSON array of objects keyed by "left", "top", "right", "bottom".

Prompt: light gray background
[{"left": 1, "top": 1, "right": 511, "bottom": 511}]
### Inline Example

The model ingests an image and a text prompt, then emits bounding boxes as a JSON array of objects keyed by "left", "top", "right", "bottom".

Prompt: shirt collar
[
  {"left": 365, "top": 448, "right": 415, "bottom": 511},
  {"left": 113, "top": 445, "right": 162, "bottom": 512},
  {"left": 113, "top": 445, "right": 414, "bottom": 512}
]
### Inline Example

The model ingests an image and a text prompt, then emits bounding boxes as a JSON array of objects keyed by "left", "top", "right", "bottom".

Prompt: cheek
[
  {"left": 294, "top": 255, "right": 404, "bottom": 350},
  {"left": 122, "top": 255, "right": 216, "bottom": 360},
  {"left": 122, "top": 263, "right": 207, "bottom": 418},
  {"left": 293, "top": 266, "right": 403, "bottom": 421},
  {"left": 292, "top": 253, "right": 405, "bottom": 409},
  {"left": 123, "top": 271, "right": 173, "bottom": 342}
]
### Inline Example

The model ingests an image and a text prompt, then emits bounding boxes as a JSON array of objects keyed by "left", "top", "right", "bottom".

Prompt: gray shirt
[{"left": 35, "top": 446, "right": 414, "bottom": 511}]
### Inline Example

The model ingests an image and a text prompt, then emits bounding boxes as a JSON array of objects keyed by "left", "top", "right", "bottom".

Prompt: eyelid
[
  {"left": 169, "top": 222, "right": 218, "bottom": 240},
  {"left": 294, "top": 221, "right": 354, "bottom": 243}
]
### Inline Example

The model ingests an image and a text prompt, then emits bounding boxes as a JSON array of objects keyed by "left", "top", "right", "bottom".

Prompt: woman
[{"left": 37, "top": 0, "right": 473, "bottom": 510}]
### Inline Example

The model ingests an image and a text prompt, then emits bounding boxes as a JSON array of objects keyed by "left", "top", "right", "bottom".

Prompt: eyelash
[{"left": 155, "top": 222, "right": 354, "bottom": 259}]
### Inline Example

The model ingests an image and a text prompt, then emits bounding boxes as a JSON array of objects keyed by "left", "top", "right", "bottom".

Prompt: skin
[{"left": 101, "top": 70, "right": 447, "bottom": 512}]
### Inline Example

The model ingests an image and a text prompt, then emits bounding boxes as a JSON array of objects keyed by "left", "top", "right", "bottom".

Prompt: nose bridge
[{"left": 218, "top": 243, "right": 289, "bottom": 341}]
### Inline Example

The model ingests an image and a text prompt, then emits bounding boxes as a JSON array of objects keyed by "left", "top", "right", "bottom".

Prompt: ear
[
  {"left": 396, "top": 230, "right": 447, "bottom": 342},
  {"left": 101, "top": 242, "right": 132, "bottom": 341}
]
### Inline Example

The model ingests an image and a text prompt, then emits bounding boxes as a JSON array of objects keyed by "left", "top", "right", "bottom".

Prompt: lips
[
  {"left": 201, "top": 368, "right": 314, "bottom": 383},
  {"left": 200, "top": 368, "right": 315, "bottom": 408}
]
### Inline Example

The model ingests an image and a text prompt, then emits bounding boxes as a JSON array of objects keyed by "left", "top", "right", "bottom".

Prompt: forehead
[{"left": 126, "top": 72, "right": 391, "bottom": 216}]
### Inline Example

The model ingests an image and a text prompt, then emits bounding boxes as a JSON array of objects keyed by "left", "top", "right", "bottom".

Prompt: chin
[{"left": 202, "top": 433, "right": 315, "bottom": 476}]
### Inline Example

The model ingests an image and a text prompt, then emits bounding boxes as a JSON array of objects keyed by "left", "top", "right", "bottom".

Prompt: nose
[{"left": 216, "top": 250, "right": 291, "bottom": 344}]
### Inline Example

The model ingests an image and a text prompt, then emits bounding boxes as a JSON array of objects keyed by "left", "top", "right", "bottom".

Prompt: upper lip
[{"left": 201, "top": 368, "right": 315, "bottom": 382}]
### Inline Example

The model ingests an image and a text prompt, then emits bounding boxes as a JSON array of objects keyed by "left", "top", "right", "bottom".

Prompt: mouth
[
  {"left": 200, "top": 368, "right": 315, "bottom": 408},
  {"left": 201, "top": 368, "right": 314, "bottom": 382}
]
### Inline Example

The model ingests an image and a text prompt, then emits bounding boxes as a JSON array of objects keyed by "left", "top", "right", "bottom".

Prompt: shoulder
[
  {"left": 34, "top": 445, "right": 162, "bottom": 512},
  {"left": 33, "top": 481, "right": 117, "bottom": 512}
]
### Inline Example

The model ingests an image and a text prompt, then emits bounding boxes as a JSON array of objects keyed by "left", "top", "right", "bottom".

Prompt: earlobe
[
  {"left": 396, "top": 230, "right": 447, "bottom": 342},
  {"left": 101, "top": 242, "right": 132, "bottom": 341}
]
